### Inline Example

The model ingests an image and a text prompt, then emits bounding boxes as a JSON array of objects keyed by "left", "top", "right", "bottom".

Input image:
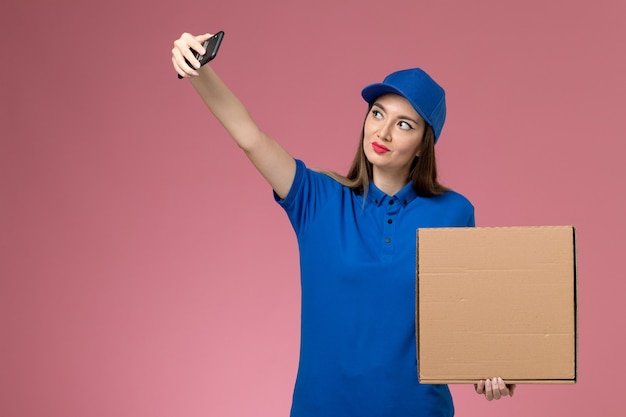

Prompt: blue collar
[{"left": 366, "top": 181, "right": 419, "bottom": 207}]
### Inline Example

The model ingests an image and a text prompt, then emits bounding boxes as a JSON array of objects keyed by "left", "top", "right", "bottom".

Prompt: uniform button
[
  {"left": 389, "top": 200, "right": 394, "bottom": 205},
  {"left": 385, "top": 238, "right": 391, "bottom": 243},
  {"left": 387, "top": 219, "right": 393, "bottom": 224}
]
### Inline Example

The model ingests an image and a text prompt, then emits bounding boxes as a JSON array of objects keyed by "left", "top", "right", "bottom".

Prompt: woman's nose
[{"left": 377, "top": 122, "right": 392, "bottom": 141}]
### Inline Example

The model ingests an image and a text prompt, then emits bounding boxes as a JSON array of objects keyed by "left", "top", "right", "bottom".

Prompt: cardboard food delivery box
[{"left": 416, "top": 226, "right": 577, "bottom": 384}]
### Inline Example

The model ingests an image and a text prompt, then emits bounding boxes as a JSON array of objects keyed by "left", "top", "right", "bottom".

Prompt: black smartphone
[{"left": 178, "top": 31, "right": 224, "bottom": 79}]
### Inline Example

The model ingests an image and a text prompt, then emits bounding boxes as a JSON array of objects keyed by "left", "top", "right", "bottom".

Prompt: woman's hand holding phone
[{"left": 172, "top": 31, "right": 224, "bottom": 79}]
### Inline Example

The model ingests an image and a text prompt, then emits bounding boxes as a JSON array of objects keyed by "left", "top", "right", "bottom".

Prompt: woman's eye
[
  {"left": 399, "top": 121, "right": 413, "bottom": 130},
  {"left": 372, "top": 110, "right": 382, "bottom": 119}
]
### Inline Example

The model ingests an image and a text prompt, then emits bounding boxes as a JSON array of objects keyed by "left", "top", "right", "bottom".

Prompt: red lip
[{"left": 372, "top": 142, "right": 390, "bottom": 154}]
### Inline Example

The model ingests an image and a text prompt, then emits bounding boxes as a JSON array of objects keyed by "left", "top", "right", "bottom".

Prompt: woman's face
[{"left": 363, "top": 93, "right": 426, "bottom": 180}]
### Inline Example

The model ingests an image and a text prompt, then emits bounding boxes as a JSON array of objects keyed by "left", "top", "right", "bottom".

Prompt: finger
[
  {"left": 497, "top": 377, "right": 509, "bottom": 397},
  {"left": 171, "top": 55, "right": 195, "bottom": 78},
  {"left": 492, "top": 377, "right": 501, "bottom": 400},
  {"left": 174, "top": 32, "right": 197, "bottom": 55},
  {"left": 508, "top": 384, "right": 517, "bottom": 398},
  {"left": 172, "top": 33, "right": 206, "bottom": 71},
  {"left": 173, "top": 41, "right": 202, "bottom": 70},
  {"left": 171, "top": 44, "right": 200, "bottom": 76},
  {"left": 188, "top": 33, "right": 212, "bottom": 56},
  {"left": 484, "top": 378, "right": 494, "bottom": 401},
  {"left": 171, "top": 51, "right": 198, "bottom": 78},
  {"left": 475, "top": 380, "right": 485, "bottom": 394},
  {"left": 184, "top": 33, "right": 215, "bottom": 70},
  {"left": 195, "top": 32, "right": 212, "bottom": 46}
]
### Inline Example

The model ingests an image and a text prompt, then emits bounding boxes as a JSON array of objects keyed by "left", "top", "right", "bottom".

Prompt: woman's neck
[{"left": 372, "top": 170, "right": 409, "bottom": 196}]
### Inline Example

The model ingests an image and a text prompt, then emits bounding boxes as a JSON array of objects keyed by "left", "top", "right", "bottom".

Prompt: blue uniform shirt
[{"left": 276, "top": 160, "right": 475, "bottom": 417}]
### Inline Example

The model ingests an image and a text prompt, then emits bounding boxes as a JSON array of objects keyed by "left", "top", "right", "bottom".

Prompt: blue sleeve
[
  {"left": 274, "top": 159, "right": 342, "bottom": 236},
  {"left": 467, "top": 206, "right": 476, "bottom": 227}
]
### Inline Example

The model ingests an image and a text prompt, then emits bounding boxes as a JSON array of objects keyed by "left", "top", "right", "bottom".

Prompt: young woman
[{"left": 172, "top": 31, "right": 515, "bottom": 417}]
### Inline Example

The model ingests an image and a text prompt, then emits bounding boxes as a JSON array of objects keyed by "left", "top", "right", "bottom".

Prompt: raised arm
[{"left": 172, "top": 32, "right": 296, "bottom": 199}]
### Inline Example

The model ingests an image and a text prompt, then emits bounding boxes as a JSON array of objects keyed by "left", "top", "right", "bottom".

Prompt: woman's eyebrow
[
  {"left": 372, "top": 102, "right": 421, "bottom": 126},
  {"left": 372, "top": 102, "right": 386, "bottom": 112}
]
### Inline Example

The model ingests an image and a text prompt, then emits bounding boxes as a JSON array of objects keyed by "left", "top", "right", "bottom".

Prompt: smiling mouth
[{"left": 372, "top": 142, "right": 390, "bottom": 154}]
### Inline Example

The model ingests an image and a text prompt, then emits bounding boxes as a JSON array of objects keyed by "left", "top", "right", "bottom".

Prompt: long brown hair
[{"left": 321, "top": 105, "right": 449, "bottom": 198}]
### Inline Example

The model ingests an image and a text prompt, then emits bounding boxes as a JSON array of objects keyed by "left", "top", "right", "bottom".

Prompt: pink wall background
[{"left": 2, "top": 0, "right": 625, "bottom": 415}]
